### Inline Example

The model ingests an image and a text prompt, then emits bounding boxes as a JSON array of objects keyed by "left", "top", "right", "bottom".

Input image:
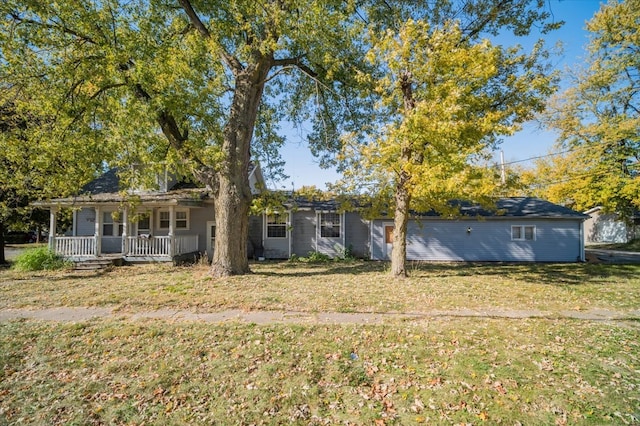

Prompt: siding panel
[
  {"left": 345, "top": 212, "right": 370, "bottom": 258},
  {"left": 291, "top": 211, "right": 315, "bottom": 257},
  {"left": 373, "top": 218, "right": 582, "bottom": 262}
]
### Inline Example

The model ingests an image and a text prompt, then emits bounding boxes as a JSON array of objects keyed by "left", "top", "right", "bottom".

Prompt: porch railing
[
  {"left": 54, "top": 235, "right": 199, "bottom": 259},
  {"left": 55, "top": 236, "right": 96, "bottom": 258},
  {"left": 126, "top": 235, "right": 199, "bottom": 257},
  {"left": 174, "top": 235, "right": 199, "bottom": 255},
  {"left": 126, "top": 236, "right": 171, "bottom": 257}
]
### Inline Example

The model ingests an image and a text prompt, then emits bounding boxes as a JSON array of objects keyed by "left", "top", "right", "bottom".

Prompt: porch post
[
  {"left": 169, "top": 205, "right": 175, "bottom": 257},
  {"left": 342, "top": 212, "right": 346, "bottom": 255},
  {"left": 48, "top": 207, "right": 57, "bottom": 252},
  {"left": 121, "top": 207, "right": 128, "bottom": 256},
  {"left": 95, "top": 206, "right": 102, "bottom": 257}
]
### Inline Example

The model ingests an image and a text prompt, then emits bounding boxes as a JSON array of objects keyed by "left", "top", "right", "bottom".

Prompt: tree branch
[
  {"left": 9, "top": 13, "right": 97, "bottom": 45},
  {"left": 177, "top": 0, "right": 244, "bottom": 73}
]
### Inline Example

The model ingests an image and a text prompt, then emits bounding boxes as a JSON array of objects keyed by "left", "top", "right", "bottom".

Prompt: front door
[
  {"left": 206, "top": 221, "right": 216, "bottom": 261},
  {"left": 384, "top": 223, "right": 394, "bottom": 260}
]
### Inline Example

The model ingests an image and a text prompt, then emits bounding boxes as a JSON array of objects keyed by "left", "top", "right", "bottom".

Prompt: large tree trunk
[
  {"left": 210, "top": 60, "right": 271, "bottom": 277},
  {"left": 391, "top": 172, "right": 411, "bottom": 278},
  {"left": 390, "top": 70, "right": 416, "bottom": 278},
  {"left": 0, "top": 222, "right": 6, "bottom": 265}
]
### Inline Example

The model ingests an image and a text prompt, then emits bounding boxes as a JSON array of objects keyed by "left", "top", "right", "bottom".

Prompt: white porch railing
[
  {"left": 126, "top": 236, "right": 171, "bottom": 257},
  {"left": 174, "top": 235, "right": 199, "bottom": 255},
  {"left": 54, "top": 235, "right": 198, "bottom": 259},
  {"left": 126, "top": 235, "right": 199, "bottom": 257},
  {"left": 55, "top": 236, "right": 96, "bottom": 258}
]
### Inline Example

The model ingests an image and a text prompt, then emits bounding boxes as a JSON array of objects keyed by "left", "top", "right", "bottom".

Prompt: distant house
[
  {"left": 583, "top": 206, "right": 639, "bottom": 244},
  {"left": 35, "top": 168, "right": 588, "bottom": 263}
]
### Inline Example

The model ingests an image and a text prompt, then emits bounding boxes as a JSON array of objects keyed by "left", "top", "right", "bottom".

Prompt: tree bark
[
  {"left": 0, "top": 222, "right": 6, "bottom": 265},
  {"left": 390, "top": 70, "right": 416, "bottom": 278},
  {"left": 391, "top": 171, "right": 410, "bottom": 278},
  {"left": 210, "top": 59, "right": 271, "bottom": 277}
]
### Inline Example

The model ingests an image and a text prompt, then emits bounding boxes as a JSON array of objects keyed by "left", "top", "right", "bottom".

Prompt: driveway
[{"left": 585, "top": 248, "right": 640, "bottom": 264}]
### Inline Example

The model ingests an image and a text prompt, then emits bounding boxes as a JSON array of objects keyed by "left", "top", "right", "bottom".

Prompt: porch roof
[{"left": 34, "top": 188, "right": 210, "bottom": 208}]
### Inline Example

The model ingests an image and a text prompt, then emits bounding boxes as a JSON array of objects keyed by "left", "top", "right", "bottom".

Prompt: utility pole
[{"left": 500, "top": 150, "right": 506, "bottom": 185}]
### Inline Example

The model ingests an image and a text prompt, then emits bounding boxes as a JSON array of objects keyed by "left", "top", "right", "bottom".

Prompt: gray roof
[
  {"left": 453, "top": 197, "right": 588, "bottom": 219},
  {"left": 285, "top": 196, "right": 587, "bottom": 219}
]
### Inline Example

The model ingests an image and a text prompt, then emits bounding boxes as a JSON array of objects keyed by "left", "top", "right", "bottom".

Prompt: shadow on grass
[
  {"left": 251, "top": 260, "right": 640, "bottom": 286},
  {"left": 250, "top": 260, "right": 387, "bottom": 277},
  {"left": 411, "top": 262, "right": 640, "bottom": 286}
]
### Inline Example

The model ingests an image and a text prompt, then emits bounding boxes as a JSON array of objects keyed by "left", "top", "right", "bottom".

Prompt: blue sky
[{"left": 272, "top": 0, "right": 604, "bottom": 190}]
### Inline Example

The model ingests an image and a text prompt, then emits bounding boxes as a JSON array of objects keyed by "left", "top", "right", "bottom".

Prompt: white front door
[
  {"left": 384, "top": 223, "right": 394, "bottom": 260},
  {"left": 206, "top": 221, "right": 216, "bottom": 261}
]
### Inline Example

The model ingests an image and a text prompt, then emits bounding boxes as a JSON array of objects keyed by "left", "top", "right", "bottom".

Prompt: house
[
  {"left": 370, "top": 198, "right": 588, "bottom": 262},
  {"left": 261, "top": 198, "right": 370, "bottom": 259},
  {"left": 583, "top": 206, "right": 639, "bottom": 244},
  {"left": 35, "top": 168, "right": 588, "bottom": 263},
  {"left": 34, "top": 165, "right": 265, "bottom": 263}
]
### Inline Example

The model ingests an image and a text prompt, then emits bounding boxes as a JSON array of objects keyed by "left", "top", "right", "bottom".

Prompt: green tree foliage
[
  {"left": 336, "top": 2, "right": 560, "bottom": 277},
  {"left": 0, "top": 90, "right": 104, "bottom": 264},
  {"left": 0, "top": 0, "right": 375, "bottom": 276},
  {"left": 536, "top": 0, "right": 640, "bottom": 217}
]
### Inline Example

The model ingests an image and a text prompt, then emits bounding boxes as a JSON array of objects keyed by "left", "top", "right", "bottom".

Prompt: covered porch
[{"left": 47, "top": 203, "right": 201, "bottom": 262}]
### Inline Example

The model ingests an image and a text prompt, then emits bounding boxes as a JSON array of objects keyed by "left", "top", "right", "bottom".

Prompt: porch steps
[{"left": 73, "top": 257, "right": 122, "bottom": 271}]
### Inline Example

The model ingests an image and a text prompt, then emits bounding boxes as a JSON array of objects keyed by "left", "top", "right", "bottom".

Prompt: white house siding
[
  {"left": 371, "top": 219, "right": 583, "bottom": 262},
  {"left": 76, "top": 208, "right": 96, "bottom": 236},
  {"left": 261, "top": 213, "right": 290, "bottom": 259},
  {"left": 291, "top": 211, "right": 316, "bottom": 257},
  {"left": 345, "top": 212, "right": 370, "bottom": 258},
  {"left": 185, "top": 206, "right": 211, "bottom": 253}
]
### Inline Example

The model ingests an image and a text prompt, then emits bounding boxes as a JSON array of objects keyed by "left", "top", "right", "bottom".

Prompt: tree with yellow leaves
[{"left": 339, "top": 6, "right": 559, "bottom": 277}]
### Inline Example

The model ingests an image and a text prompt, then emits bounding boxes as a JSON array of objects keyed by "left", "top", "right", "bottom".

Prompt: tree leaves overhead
[{"left": 537, "top": 0, "right": 639, "bottom": 217}]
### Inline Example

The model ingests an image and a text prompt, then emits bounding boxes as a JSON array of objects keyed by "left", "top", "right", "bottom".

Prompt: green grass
[
  {"left": 1, "top": 318, "right": 638, "bottom": 425},
  {"left": 1, "top": 261, "right": 640, "bottom": 313},
  {"left": 1, "top": 261, "right": 639, "bottom": 424}
]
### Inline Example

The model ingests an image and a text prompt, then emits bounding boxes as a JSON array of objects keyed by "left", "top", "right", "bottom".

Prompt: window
[
  {"left": 158, "top": 209, "right": 190, "bottom": 230},
  {"left": 176, "top": 211, "right": 188, "bottom": 229},
  {"left": 266, "top": 213, "right": 287, "bottom": 238},
  {"left": 512, "top": 225, "right": 536, "bottom": 241},
  {"left": 159, "top": 211, "right": 170, "bottom": 229},
  {"left": 137, "top": 213, "right": 151, "bottom": 236},
  {"left": 320, "top": 212, "right": 341, "bottom": 238},
  {"left": 102, "top": 211, "right": 123, "bottom": 236}
]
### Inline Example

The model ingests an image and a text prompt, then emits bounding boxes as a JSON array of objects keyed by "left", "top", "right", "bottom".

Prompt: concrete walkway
[{"left": 1, "top": 307, "right": 639, "bottom": 325}]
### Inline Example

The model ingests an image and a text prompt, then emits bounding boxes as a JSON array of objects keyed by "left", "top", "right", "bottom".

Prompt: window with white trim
[
  {"left": 157, "top": 209, "right": 190, "bottom": 230},
  {"left": 176, "top": 210, "right": 188, "bottom": 229},
  {"left": 511, "top": 225, "right": 536, "bottom": 241},
  {"left": 103, "top": 211, "right": 123, "bottom": 236},
  {"left": 136, "top": 212, "right": 151, "bottom": 236},
  {"left": 320, "top": 212, "right": 341, "bottom": 238},
  {"left": 266, "top": 213, "right": 287, "bottom": 238}
]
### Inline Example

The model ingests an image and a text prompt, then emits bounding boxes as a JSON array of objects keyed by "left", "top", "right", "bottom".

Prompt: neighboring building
[
  {"left": 35, "top": 168, "right": 588, "bottom": 263},
  {"left": 583, "top": 206, "right": 639, "bottom": 244}
]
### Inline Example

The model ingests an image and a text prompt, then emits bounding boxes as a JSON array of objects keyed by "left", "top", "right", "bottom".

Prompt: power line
[{"left": 499, "top": 144, "right": 595, "bottom": 167}]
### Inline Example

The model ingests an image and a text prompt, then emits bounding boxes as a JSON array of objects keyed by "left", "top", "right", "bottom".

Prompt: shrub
[{"left": 12, "top": 247, "right": 70, "bottom": 271}]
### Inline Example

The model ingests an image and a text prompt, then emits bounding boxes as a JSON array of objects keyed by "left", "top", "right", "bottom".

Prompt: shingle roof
[
  {"left": 456, "top": 197, "right": 588, "bottom": 218},
  {"left": 81, "top": 168, "right": 121, "bottom": 194},
  {"left": 285, "top": 196, "right": 586, "bottom": 219}
]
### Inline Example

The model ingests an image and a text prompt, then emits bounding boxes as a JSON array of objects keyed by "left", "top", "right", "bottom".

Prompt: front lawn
[
  {"left": 1, "top": 318, "right": 638, "bottom": 425},
  {"left": 1, "top": 261, "right": 639, "bottom": 424},
  {"left": 1, "top": 261, "right": 639, "bottom": 314}
]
